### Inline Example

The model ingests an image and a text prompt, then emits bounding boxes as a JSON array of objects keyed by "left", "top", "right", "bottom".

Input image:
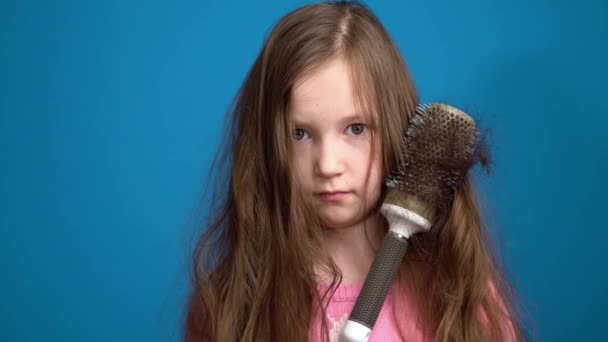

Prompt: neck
[{"left": 316, "top": 213, "right": 387, "bottom": 284}]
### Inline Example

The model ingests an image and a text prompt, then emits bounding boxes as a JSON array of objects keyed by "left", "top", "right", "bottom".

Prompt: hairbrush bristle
[{"left": 384, "top": 103, "right": 489, "bottom": 221}]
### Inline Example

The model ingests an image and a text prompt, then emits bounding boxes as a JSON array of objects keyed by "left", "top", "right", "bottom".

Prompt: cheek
[
  {"left": 366, "top": 162, "right": 383, "bottom": 193},
  {"left": 365, "top": 148, "right": 384, "bottom": 196},
  {"left": 292, "top": 147, "right": 311, "bottom": 183}
]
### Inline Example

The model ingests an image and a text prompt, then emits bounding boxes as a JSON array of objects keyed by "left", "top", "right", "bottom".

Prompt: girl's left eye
[{"left": 346, "top": 123, "right": 366, "bottom": 135}]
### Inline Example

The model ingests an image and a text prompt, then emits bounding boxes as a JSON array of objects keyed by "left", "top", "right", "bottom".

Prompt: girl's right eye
[{"left": 293, "top": 128, "right": 309, "bottom": 141}]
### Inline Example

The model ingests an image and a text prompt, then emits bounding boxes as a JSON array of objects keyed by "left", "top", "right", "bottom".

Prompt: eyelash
[{"left": 293, "top": 123, "right": 367, "bottom": 141}]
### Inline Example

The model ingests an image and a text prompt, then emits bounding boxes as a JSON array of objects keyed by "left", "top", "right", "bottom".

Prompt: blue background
[{"left": 1, "top": 0, "right": 606, "bottom": 340}]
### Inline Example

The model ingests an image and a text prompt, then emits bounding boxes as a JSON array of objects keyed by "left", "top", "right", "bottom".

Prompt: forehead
[{"left": 291, "top": 58, "right": 362, "bottom": 122}]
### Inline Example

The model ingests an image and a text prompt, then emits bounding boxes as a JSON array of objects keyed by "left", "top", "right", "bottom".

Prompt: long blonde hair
[{"left": 186, "top": 1, "right": 525, "bottom": 341}]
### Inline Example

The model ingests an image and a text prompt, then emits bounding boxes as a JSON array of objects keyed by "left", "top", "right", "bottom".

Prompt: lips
[
  {"left": 316, "top": 190, "right": 349, "bottom": 195},
  {"left": 315, "top": 191, "right": 351, "bottom": 200}
]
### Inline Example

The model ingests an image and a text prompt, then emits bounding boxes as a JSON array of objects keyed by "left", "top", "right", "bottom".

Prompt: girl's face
[{"left": 290, "top": 57, "right": 383, "bottom": 229}]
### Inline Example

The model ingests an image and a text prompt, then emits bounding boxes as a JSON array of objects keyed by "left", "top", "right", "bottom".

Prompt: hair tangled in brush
[{"left": 386, "top": 103, "right": 494, "bottom": 217}]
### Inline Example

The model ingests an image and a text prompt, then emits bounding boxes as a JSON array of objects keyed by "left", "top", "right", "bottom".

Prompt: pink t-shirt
[
  {"left": 309, "top": 281, "right": 433, "bottom": 342},
  {"left": 309, "top": 280, "right": 517, "bottom": 342}
]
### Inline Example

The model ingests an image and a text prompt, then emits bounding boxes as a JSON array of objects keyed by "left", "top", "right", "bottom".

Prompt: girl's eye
[
  {"left": 347, "top": 123, "right": 366, "bottom": 135},
  {"left": 293, "top": 128, "right": 309, "bottom": 140}
]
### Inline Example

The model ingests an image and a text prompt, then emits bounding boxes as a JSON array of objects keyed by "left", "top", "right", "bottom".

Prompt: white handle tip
[{"left": 340, "top": 320, "right": 371, "bottom": 342}]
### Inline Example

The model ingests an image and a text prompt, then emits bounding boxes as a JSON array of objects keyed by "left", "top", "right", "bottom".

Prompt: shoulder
[{"left": 481, "top": 278, "right": 519, "bottom": 342}]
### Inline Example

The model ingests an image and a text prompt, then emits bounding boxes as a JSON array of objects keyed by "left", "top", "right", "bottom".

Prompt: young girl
[{"left": 186, "top": 1, "right": 524, "bottom": 341}]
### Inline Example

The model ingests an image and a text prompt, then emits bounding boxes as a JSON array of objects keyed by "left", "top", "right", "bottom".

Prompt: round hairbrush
[{"left": 341, "top": 103, "right": 487, "bottom": 341}]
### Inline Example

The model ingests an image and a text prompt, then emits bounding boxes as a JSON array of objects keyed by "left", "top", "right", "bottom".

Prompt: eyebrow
[{"left": 293, "top": 113, "right": 368, "bottom": 126}]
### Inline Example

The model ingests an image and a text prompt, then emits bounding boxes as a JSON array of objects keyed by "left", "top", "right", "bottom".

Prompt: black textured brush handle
[{"left": 348, "top": 231, "right": 408, "bottom": 329}]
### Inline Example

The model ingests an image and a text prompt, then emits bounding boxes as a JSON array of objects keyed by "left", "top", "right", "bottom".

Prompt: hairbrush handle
[
  {"left": 341, "top": 204, "right": 430, "bottom": 342},
  {"left": 341, "top": 232, "right": 408, "bottom": 342}
]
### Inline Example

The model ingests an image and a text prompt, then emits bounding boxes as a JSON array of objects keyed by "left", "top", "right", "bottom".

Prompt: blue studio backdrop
[{"left": 1, "top": 0, "right": 606, "bottom": 341}]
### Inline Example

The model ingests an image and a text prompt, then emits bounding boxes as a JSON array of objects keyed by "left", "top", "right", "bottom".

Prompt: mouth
[{"left": 315, "top": 191, "right": 351, "bottom": 201}]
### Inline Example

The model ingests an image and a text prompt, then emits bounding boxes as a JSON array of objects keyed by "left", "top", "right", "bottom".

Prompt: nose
[{"left": 314, "top": 138, "right": 344, "bottom": 177}]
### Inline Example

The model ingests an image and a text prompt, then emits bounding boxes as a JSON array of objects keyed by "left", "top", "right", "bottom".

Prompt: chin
[{"left": 319, "top": 214, "right": 360, "bottom": 230}]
